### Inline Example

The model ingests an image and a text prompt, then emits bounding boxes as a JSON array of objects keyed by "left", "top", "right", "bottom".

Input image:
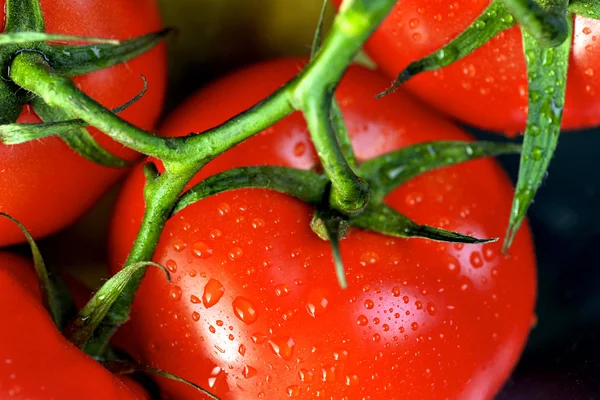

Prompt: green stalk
[{"left": 5, "top": 0, "right": 44, "bottom": 33}]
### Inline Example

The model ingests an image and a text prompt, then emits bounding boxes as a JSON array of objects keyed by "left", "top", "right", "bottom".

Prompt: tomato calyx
[
  {"left": 569, "top": 0, "right": 600, "bottom": 19},
  {"left": 168, "top": 140, "right": 520, "bottom": 287},
  {"left": 0, "top": 0, "right": 168, "bottom": 163}
]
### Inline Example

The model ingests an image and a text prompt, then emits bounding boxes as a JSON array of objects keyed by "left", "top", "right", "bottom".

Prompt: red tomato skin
[
  {"left": 0, "top": 252, "right": 142, "bottom": 399},
  {"left": 0, "top": 0, "right": 166, "bottom": 246},
  {"left": 332, "top": 0, "right": 600, "bottom": 135},
  {"left": 109, "top": 60, "right": 536, "bottom": 399}
]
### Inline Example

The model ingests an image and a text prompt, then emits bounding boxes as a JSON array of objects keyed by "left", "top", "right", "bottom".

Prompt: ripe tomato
[
  {"left": 331, "top": 0, "right": 600, "bottom": 135},
  {"left": 0, "top": 252, "right": 145, "bottom": 399},
  {"left": 109, "top": 59, "right": 537, "bottom": 399},
  {"left": 0, "top": 0, "right": 166, "bottom": 246}
]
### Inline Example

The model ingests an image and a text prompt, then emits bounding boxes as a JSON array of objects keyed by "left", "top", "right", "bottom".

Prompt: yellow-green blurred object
[{"left": 158, "top": 0, "right": 335, "bottom": 107}]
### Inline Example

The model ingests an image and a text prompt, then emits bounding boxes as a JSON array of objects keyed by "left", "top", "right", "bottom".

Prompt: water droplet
[
  {"left": 357, "top": 315, "right": 368, "bottom": 326},
  {"left": 373, "top": 317, "right": 380, "bottom": 325},
  {"left": 269, "top": 337, "right": 295, "bottom": 361},
  {"left": 411, "top": 322, "right": 419, "bottom": 331},
  {"left": 209, "top": 325, "right": 216, "bottom": 334},
  {"left": 252, "top": 332, "right": 268, "bottom": 344},
  {"left": 402, "top": 296, "right": 410, "bottom": 304},
  {"left": 345, "top": 374, "right": 360, "bottom": 386},
  {"left": 210, "top": 229, "right": 222, "bottom": 239},
  {"left": 293, "top": 142, "right": 306, "bottom": 157},
  {"left": 286, "top": 385, "right": 300, "bottom": 397},
  {"left": 172, "top": 239, "right": 186, "bottom": 252},
  {"left": 192, "top": 311, "right": 200, "bottom": 322},
  {"left": 258, "top": 392, "right": 265, "bottom": 399},
  {"left": 470, "top": 252, "right": 484, "bottom": 268},
  {"left": 216, "top": 320, "right": 224, "bottom": 327},
  {"left": 252, "top": 218, "right": 265, "bottom": 229},
  {"left": 415, "top": 301, "right": 423, "bottom": 310},
  {"left": 228, "top": 334, "right": 235, "bottom": 341},
  {"left": 203, "top": 279, "right": 225, "bottom": 308},
  {"left": 299, "top": 368, "right": 314, "bottom": 382},
  {"left": 447, "top": 256, "right": 461, "bottom": 275},
  {"left": 242, "top": 365, "right": 257, "bottom": 379},
  {"left": 166, "top": 259, "right": 177, "bottom": 273},
  {"left": 275, "top": 284, "right": 291, "bottom": 297},
  {"left": 364, "top": 299, "right": 375, "bottom": 309},
  {"left": 382, "top": 324, "right": 390, "bottom": 332},
  {"left": 189, "top": 269, "right": 197, "bottom": 277},
  {"left": 583, "top": 27, "right": 592, "bottom": 35},
  {"left": 169, "top": 286, "right": 182, "bottom": 301},
  {"left": 321, "top": 366, "right": 336, "bottom": 382},
  {"left": 427, "top": 302, "right": 437, "bottom": 316},
  {"left": 218, "top": 203, "right": 230, "bottom": 216},
  {"left": 190, "top": 295, "right": 201, "bottom": 304},
  {"left": 229, "top": 247, "right": 244, "bottom": 260},
  {"left": 359, "top": 252, "right": 379, "bottom": 266},
  {"left": 409, "top": 18, "right": 420, "bottom": 29},
  {"left": 306, "top": 296, "right": 329, "bottom": 318},
  {"left": 192, "top": 242, "right": 213, "bottom": 259},
  {"left": 233, "top": 296, "right": 258, "bottom": 324},
  {"left": 238, "top": 344, "right": 246, "bottom": 356},
  {"left": 373, "top": 333, "right": 381, "bottom": 342}
]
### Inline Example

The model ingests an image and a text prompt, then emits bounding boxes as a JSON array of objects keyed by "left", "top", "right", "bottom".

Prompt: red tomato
[
  {"left": 331, "top": 0, "right": 600, "bottom": 135},
  {"left": 0, "top": 252, "right": 145, "bottom": 399},
  {"left": 0, "top": 0, "right": 166, "bottom": 246},
  {"left": 109, "top": 59, "right": 537, "bottom": 399}
]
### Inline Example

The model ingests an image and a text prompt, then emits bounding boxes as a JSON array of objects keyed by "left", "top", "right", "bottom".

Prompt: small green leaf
[
  {"left": 0, "top": 32, "right": 119, "bottom": 45},
  {"left": 359, "top": 141, "right": 521, "bottom": 202},
  {"left": 504, "top": 22, "right": 571, "bottom": 250},
  {"left": 0, "top": 213, "right": 76, "bottom": 330},
  {"left": 501, "top": 0, "right": 569, "bottom": 48},
  {"left": 64, "top": 262, "right": 169, "bottom": 350},
  {"left": 32, "top": 99, "right": 131, "bottom": 168},
  {"left": 50, "top": 29, "right": 170, "bottom": 77},
  {"left": 311, "top": 0, "right": 329, "bottom": 58},
  {"left": 174, "top": 166, "right": 328, "bottom": 215},
  {"left": 311, "top": 207, "right": 349, "bottom": 289},
  {"left": 0, "top": 77, "right": 147, "bottom": 149},
  {"left": 569, "top": 0, "right": 600, "bottom": 19},
  {"left": 350, "top": 204, "right": 496, "bottom": 244},
  {"left": 104, "top": 360, "right": 220, "bottom": 399},
  {"left": 377, "top": 1, "right": 515, "bottom": 97}
]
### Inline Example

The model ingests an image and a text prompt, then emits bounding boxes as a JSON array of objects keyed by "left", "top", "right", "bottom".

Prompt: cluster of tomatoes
[{"left": 2, "top": 0, "right": 599, "bottom": 399}]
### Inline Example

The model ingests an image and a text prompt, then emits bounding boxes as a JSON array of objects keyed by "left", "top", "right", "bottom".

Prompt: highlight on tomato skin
[
  {"left": 0, "top": 0, "right": 167, "bottom": 247},
  {"left": 0, "top": 251, "right": 147, "bottom": 399},
  {"left": 109, "top": 59, "right": 537, "bottom": 399},
  {"left": 331, "top": 0, "right": 600, "bottom": 135}
]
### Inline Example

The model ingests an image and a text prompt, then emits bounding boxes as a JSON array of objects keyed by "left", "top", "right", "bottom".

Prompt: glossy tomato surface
[
  {"left": 0, "top": 252, "right": 143, "bottom": 399},
  {"left": 109, "top": 59, "right": 537, "bottom": 399},
  {"left": 331, "top": 0, "right": 600, "bottom": 135},
  {"left": 0, "top": 0, "right": 166, "bottom": 246}
]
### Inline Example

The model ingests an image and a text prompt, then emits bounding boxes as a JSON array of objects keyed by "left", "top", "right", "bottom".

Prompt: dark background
[{"left": 37, "top": 1, "right": 600, "bottom": 399}]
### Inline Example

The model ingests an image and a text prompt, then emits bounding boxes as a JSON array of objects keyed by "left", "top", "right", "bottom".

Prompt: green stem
[
  {"left": 303, "top": 92, "right": 369, "bottom": 214},
  {"left": 5, "top": 0, "right": 44, "bottom": 33},
  {"left": 9, "top": 52, "right": 176, "bottom": 162},
  {"left": 500, "top": 0, "right": 569, "bottom": 47},
  {"left": 331, "top": 99, "right": 357, "bottom": 168},
  {"left": 83, "top": 166, "right": 196, "bottom": 356}
]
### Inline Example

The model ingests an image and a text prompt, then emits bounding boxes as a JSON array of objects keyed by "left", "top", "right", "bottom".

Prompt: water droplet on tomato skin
[
  {"left": 233, "top": 296, "right": 258, "bottom": 324},
  {"left": 345, "top": 374, "right": 360, "bottom": 386},
  {"left": 172, "top": 238, "right": 186, "bottom": 252},
  {"left": 252, "top": 333, "right": 268, "bottom": 344},
  {"left": 269, "top": 337, "right": 295, "bottom": 361},
  {"left": 169, "top": 286, "right": 182, "bottom": 301},
  {"left": 392, "top": 286, "right": 401, "bottom": 297},
  {"left": 286, "top": 385, "right": 300, "bottom": 397},
  {"left": 192, "top": 241, "right": 213, "bottom": 259},
  {"left": 321, "top": 366, "right": 336, "bottom": 382},
  {"left": 166, "top": 259, "right": 177, "bottom": 273},
  {"left": 242, "top": 365, "right": 258, "bottom": 379},
  {"left": 238, "top": 344, "right": 246, "bottom": 356},
  {"left": 192, "top": 311, "right": 200, "bottom": 322},
  {"left": 306, "top": 297, "right": 328, "bottom": 318},
  {"left": 275, "top": 284, "right": 291, "bottom": 297},
  {"left": 364, "top": 299, "right": 375, "bottom": 309},
  {"left": 218, "top": 203, "right": 230, "bottom": 216},
  {"left": 427, "top": 302, "right": 437, "bottom": 316},
  {"left": 357, "top": 315, "right": 369, "bottom": 326},
  {"left": 298, "top": 368, "right": 314, "bottom": 382},
  {"left": 203, "top": 279, "right": 225, "bottom": 308},
  {"left": 229, "top": 247, "right": 244, "bottom": 260}
]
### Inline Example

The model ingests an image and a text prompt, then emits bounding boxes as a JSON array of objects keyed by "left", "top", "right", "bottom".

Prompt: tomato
[
  {"left": 330, "top": 0, "right": 600, "bottom": 135},
  {"left": 0, "top": 252, "right": 145, "bottom": 399},
  {"left": 109, "top": 59, "right": 537, "bottom": 399},
  {"left": 0, "top": 0, "right": 166, "bottom": 246}
]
